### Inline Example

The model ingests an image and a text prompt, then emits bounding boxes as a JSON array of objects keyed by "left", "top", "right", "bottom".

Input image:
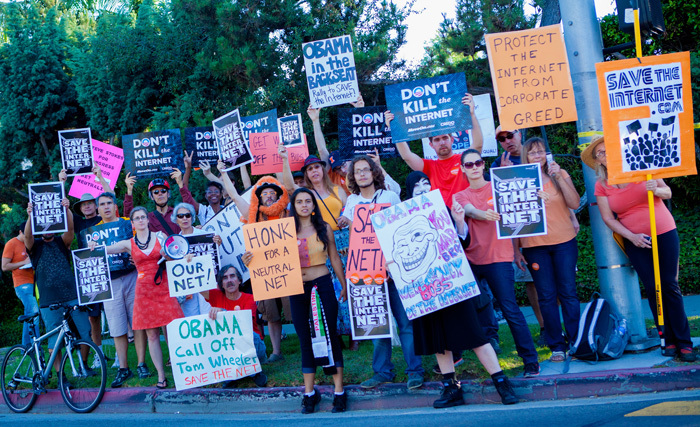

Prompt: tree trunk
[{"left": 540, "top": 0, "right": 561, "bottom": 26}]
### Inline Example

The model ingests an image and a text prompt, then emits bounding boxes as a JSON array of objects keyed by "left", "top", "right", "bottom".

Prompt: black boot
[
  {"left": 433, "top": 378, "right": 464, "bottom": 409},
  {"left": 492, "top": 373, "right": 517, "bottom": 405}
]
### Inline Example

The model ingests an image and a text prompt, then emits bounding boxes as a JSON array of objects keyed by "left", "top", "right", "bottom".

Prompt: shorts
[
  {"left": 87, "top": 302, "right": 103, "bottom": 318},
  {"left": 257, "top": 297, "right": 291, "bottom": 323},
  {"left": 103, "top": 270, "right": 137, "bottom": 337},
  {"left": 40, "top": 299, "right": 92, "bottom": 348}
]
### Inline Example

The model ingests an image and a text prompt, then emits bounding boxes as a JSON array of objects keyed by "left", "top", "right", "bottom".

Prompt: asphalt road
[{"left": 1, "top": 389, "right": 698, "bottom": 426}]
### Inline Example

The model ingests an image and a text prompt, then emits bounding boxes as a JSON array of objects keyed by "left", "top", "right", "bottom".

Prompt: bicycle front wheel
[
  {"left": 59, "top": 340, "right": 106, "bottom": 413},
  {"left": 1, "top": 344, "right": 38, "bottom": 413}
]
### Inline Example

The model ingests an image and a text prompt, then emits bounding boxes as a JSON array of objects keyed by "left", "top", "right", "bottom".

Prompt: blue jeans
[
  {"left": 15, "top": 283, "right": 40, "bottom": 347},
  {"left": 471, "top": 263, "right": 538, "bottom": 364},
  {"left": 372, "top": 279, "right": 424, "bottom": 381},
  {"left": 523, "top": 238, "right": 580, "bottom": 352}
]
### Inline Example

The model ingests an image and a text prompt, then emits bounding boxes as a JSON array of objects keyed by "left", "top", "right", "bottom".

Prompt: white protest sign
[
  {"left": 302, "top": 35, "right": 360, "bottom": 108},
  {"left": 166, "top": 311, "right": 261, "bottom": 391},
  {"left": 202, "top": 203, "right": 250, "bottom": 282},
  {"left": 166, "top": 255, "right": 217, "bottom": 297}
]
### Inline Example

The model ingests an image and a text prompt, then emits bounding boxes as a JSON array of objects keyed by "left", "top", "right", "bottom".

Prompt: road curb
[{"left": 3, "top": 365, "right": 697, "bottom": 414}]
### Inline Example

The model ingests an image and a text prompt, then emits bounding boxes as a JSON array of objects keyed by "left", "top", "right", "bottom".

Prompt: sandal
[
  {"left": 156, "top": 379, "right": 168, "bottom": 389},
  {"left": 550, "top": 351, "right": 566, "bottom": 362}
]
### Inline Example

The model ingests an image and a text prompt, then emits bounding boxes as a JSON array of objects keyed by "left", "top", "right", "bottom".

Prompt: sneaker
[
  {"left": 91, "top": 355, "right": 102, "bottom": 370},
  {"left": 253, "top": 372, "right": 268, "bottom": 387},
  {"left": 662, "top": 345, "right": 677, "bottom": 357},
  {"left": 111, "top": 368, "right": 133, "bottom": 388},
  {"left": 407, "top": 374, "right": 424, "bottom": 390},
  {"left": 493, "top": 376, "right": 518, "bottom": 405},
  {"left": 679, "top": 347, "right": 697, "bottom": 362},
  {"left": 432, "top": 357, "right": 464, "bottom": 375},
  {"left": 550, "top": 351, "right": 566, "bottom": 362},
  {"left": 331, "top": 392, "right": 347, "bottom": 413},
  {"left": 137, "top": 363, "right": 151, "bottom": 379},
  {"left": 360, "top": 376, "right": 390, "bottom": 389},
  {"left": 433, "top": 379, "right": 464, "bottom": 409},
  {"left": 267, "top": 353, "right": 285, "bottom": 363},
  {"left": 490, "top": 338, "right": 502, "bottom": 355},
  {"left": 523, "top": 362, "right": 540, "bottom": 378},
  {"left": 301, "top": 388, "right": 321, "bottom": 414}
]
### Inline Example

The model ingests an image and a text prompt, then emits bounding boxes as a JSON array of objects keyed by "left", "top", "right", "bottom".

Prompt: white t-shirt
[
  {"left": 342, "top": 189, "right": 401, "bottom": 222},
  {"left": 198, "top": 204, "right": 217, "bottom": 226}
]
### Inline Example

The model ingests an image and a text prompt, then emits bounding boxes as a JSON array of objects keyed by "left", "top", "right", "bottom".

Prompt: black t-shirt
[
  {"left": 28, "top": 239, "right": 77, "bottom": 308},
  {"left": 74, "top": 215, "right": 102, "bottom": 249}
]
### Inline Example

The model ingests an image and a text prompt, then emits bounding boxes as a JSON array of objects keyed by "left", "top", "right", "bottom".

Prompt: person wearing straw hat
[{"left": 581, "top": 136, "right": 695, "bottom": 362}]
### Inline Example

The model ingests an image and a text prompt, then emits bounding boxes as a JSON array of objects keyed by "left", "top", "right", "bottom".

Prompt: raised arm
[
  {"left": 199, "top": 160, "right": 224, "bottom": 186},
  {"left": 24, "top": 204, "right": 34, "bottom": 251},
  {"left": 307, "top": 105, "right": 331, "bottom": 167},
  {"left": 183, "top": 151, "right": 193, "bottom": 189},
  {"left": 239, "top": 164, "right": 252, "bottom": 189},
  {"left": 93, "top": 165, "right": 111, "bottom": 193},
  {"left": 278, "top": 145, "right": 299, "bottom": 193},
  {"left": 463, "top": 93, "right": 483, "bottom": 154},
  {"left": 386, "top": 110, "right": 425, "bottom": 172},
  {"left": 217, "top": 160, "right": 250, "bottom": 219},
  {"left": 61, "top": 198, "right": 74, "bottom": 247},
  {"left": 171, "top": 168, "right": 200, "bottom": 211}
]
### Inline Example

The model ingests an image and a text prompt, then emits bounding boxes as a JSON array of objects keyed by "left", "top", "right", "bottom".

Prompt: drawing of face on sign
[{"left": 391, "top": 215, "right": 438, "bottom": 283}]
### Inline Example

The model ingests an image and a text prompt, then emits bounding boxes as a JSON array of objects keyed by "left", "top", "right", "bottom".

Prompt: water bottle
[{"left": 606, "top": 318, "right": 628, "bottom": 358}]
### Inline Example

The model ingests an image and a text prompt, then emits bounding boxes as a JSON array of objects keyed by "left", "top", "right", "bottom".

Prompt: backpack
[{"left": 569, "top": 293, "right": 628, "bottom": 361}]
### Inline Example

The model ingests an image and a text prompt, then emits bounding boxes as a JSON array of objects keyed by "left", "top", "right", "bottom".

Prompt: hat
[
  {"left": 148, "top": 178, "right": 171, "bottom": 192},
  {"left": 580, "top": 136, "right": 606, "bottom": 170},
  {"left": 292, "top": 171, "right": 304, "bottom": 179},
  {"left": 328, "top": 151, "right": 344, "bottom": 169},
  {"left": 301, "top": 155, "right": 326, "bottom": 173},
  {"left": 495, "top": 125, "right": 518, "bottom": 138},
  {"left": 73, "top": 193, "right": 96, "bottom": 214},
  {"left": 254, "top": 181, "right": 284, "bottom": 199}
]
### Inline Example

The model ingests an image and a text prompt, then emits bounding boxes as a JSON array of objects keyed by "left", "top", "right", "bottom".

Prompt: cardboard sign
[
  {"left": 184, "top": 126, "right": 219, "bottom": 166},
  {"left": 241, "top": 109, "right": 278, "bottom": 142},
  {"left": 167, "top": 255, "right": 217, "bottom": 297},
  {"left": 384, "top": 73, "right": 471, "bottom": 143},
  {"left": 345, "top": 203, "right": 392, "bottom": 340},
  {"left": 421, "top": 94, "right": 498, "bottom": 158},
  {"left": 250, "top": 132, "right": 309, "bottom": 175},
  {"left": 370, "top": 190, "right": 480, "bottom": 320},
  {"left": 123, "top": 129, "right": 185, "bottom": 179},
  {"left": 69, "top": 140, "right": 124, "bottom": 199},
  {"left": 302, "top": 35, "right": 360, "bottom": 108},
  {"left": 201, "top": 203, "right": 249, "bottom": 282},
  {"left": 243, "top": 217, "right": 303, "bottom": 301},
  {"left": 29, "top": 182, "right": 67, "bottom": 235},
  {"left": 337, "top": 106, "right": 396, "bottom": 159},
  {"left": 166, "top": 311, "right": 261, "bottom": 391},
  {"left": 213, "top": 109, "right": 254, "bottom": 171},
  {"left": 59, "top": 128, "right": 94, "bottom": 176},
  {"left": 72, "top": 246, "right": 113, "bottom": 305},
  {"left": 484, "top": 25, "right": 577, "bottom": 129},
  {"left": 79, "top": 219, "right": 133, "bottom": 272},
  {"left": 184, "top": 233, "right": 220, "bottom": 277},
  {"left": 595, "top": 51, "right": 696, "bottom": 184},
  {"left": 491, "top": 164, "right": 547, "bottom": 239},
  {"left": 277, "top": 114, "right": 304, "bottom": 147}
]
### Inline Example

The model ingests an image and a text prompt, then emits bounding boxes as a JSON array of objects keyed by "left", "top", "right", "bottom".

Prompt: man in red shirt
[{"left": 387, "top": 93, "right": 483, "bottom": 209}]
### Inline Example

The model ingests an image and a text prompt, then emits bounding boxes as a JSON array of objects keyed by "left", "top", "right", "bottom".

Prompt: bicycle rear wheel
[
  {"left": 59, "top": 340, "right": 106, "bottom": 413},
  {"left": 1, "top": 344, "right": 38, "bottom": 413}
]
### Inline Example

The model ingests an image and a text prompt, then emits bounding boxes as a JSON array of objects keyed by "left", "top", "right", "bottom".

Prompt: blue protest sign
[
  {"left": 241, "top": 109, "right": 278, "bottom": 142},
  {"left": 184, "top": 126, "right": 218, "bottom": 166},
  {"left": 123, "top": 129, "right": 185, "bottom": 179},
  {"left": 337, "top": 106, "right": 396, "bottom": 159}
]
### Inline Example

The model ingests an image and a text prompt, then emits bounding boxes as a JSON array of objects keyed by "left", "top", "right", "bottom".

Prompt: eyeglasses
[
  {"left": 462, "top": 160, "right": 484, "bottom": 169},
  {"left": 176, "top": 213, "right": 192, "bottom": 219},
  {"left": 132, "top": 215, "right": 148, "bottom": 222},
  {"left": 151, "top": 189, "right": 168, "bottom": 195},
  {"left": 354, "top": 168, "right": 372, "bottom": 176},
  {"left": 529, "top": 150, "right": 546, "bottom": 156},
  {"left": 205, "top": 190, "right": 220, "bottom": 195},
  {"left": 497, "top": 132, "right": 516, "bottom": 143},
  {"left": 595, "top": 150, "right": 606, "bottom": 159}
]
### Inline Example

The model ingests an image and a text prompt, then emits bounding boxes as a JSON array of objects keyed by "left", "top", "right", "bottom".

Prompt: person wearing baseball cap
[{"left": 491, "top": 126, "right": 524, "bottom": 168}]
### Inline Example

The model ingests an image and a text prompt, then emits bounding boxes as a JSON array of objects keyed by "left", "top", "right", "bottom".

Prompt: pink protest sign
[
  {"left": 69, "top": 139, "right": 124, "bottom": 198},
  {"left": 250, "top": 132, "right": 309, "bottom": 175}
]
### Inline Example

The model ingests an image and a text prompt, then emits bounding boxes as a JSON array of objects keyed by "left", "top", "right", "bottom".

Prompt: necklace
[{"left": 135, "top": 231, "right": 151, "bottom": 250}]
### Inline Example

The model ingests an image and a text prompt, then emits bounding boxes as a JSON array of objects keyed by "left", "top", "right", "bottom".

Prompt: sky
[{"left": 396, "top": 0, "right": 619, "bottom": 65}]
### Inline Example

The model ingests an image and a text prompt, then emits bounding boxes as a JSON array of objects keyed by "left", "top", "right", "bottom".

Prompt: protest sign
[
  {"left": 184, "top": 126, "right": 219, "bottom": 166},
  {"left": 277, "top": 114, "right": 304, "bottom": 147},
  {"left": 250, "top": 132, "right": 309, "bottom": 175},
  {"left": 59, "top": 128, "right": 94, "bottom": 176},
  {"left": 68, "top": 140, "right": 124, "bottom": 199},
  {"left": 370, "top": 190, "right": 480, "bottom": 320},
  {"left": 123, "top": 129, "right": 185, "bottom": 179},
  {"left": 384, "top": 73, "right": 471, "bottom": 143},
  {"left": 484, "top": 25, "right": 577, "bottom": 129},
  {"left": 185, "top": 233, "right": 220, "bottom": 277},
  {"left": 595, "top": 51, "right": 696, "bottom": 184},
  {"left": 72, "top": 246, "right": 113, "bottom": 305},
  {"left": 302, "top": 35, "right": 360, "bottom": 108},
  {"left": 243, "top": 217, "right": 303, "bottom": 301},
  {"left": 213, "top": 109, "right": 253, "bottom": 171},
  {"left": 166, "top": 311, "right": 261, "bottom": 391},
  {"left": 421, "top": 94, "right": 498, "bottom": 159},
  {"left": 345, "top": 203, "right": 392, "bottom": 340},
  {"left": 491, "top": 164, "right": 547, "bottom": 239},
  {"left": 202, "top": 203, "right": 249, "bottom": 282},
  {"left": 79, "top": 220, "right": 133, "bottom": 272},
  {"left": 337, "top": 106, "right": 396, "bottom": 159},
  {"left": 29, "top": 182, "right": 67, "bottom": 235},
  {"left": 241, "top": 109, "right": 278, "bottom": 142},
  {"left": 166, "top": 255, "right": 217, "bottom": 297}
]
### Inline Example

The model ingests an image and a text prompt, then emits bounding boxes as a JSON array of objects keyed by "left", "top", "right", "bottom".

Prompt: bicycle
[{"left": 1, "top": 304, "right": 107, "bottom": 413}]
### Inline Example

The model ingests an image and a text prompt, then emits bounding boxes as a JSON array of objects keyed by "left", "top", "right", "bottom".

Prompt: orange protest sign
[
  {"left": 485, "top": 25, "right": 577, "bottom": 129},
  {"left": 249, "top": 132, "right": 309, "bottom": 175},
  {"left": 595, "top": 52, "right": 696, "bottom": 184},
  {"left": 243, "top": 217, "right": 303, "bottom": 301}
]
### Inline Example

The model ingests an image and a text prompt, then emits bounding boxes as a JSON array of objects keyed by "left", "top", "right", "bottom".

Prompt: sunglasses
[
  {"left": 462, "top": 160, "right": 485, "bottom": 169},
  {"left": 497, "top": 132, "right": 515, "bottom": 143},
  {"left": 151, "top": 189, "right": 168, "bottom": 195},
  {"left": 176, "top": 213, "right": 192, "bottom": 219}
]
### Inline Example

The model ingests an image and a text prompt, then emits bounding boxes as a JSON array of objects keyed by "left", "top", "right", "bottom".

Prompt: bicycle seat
[{"left": 18, "top": 312, "right": 40, "bottom": 323}]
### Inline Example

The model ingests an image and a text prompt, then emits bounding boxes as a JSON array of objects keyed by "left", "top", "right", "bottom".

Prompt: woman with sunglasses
[
  {"left": 89, "top": 206, "right": 182, "bottom": 389},
  {"left": 516, "top": 138, "right": 581, "bottom": 362},
  {"left": 243, "top": 188, "right": 348, "bottom": 414}
]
